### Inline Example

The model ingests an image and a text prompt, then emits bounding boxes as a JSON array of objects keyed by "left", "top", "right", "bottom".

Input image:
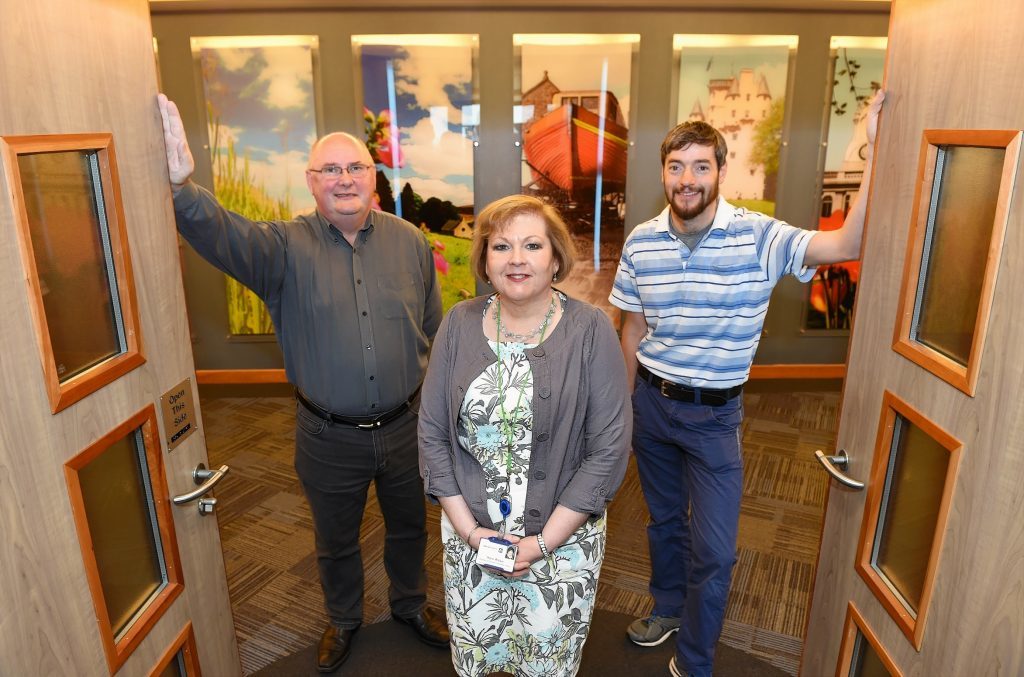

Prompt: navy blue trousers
[
  {"left": 632, "top": 377, "right": 744, "bottom": 677},
  {"left": 293, "top": 402, "right": 428, "bottom": 627}
]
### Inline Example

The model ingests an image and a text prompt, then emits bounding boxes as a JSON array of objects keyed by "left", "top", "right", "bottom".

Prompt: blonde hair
[{"left": 471, "top": 195, "right": 576, "bottom": 283}]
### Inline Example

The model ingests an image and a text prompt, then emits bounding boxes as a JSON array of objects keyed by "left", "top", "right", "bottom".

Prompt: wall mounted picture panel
[
  {"left": 674, "top": 34, "right": 798, "bottom": 217},
  {"left": 353, "top": 34, "right": 479, "bottom": 312},
  {"left": 191, "top": 35, "right": 320, "bottom": 335},
  {"left": 515, "top": 33, "right": 639, "bottom": 326},
  {"left": 804, "top": 37, "right": 887, "bottom": 332}
]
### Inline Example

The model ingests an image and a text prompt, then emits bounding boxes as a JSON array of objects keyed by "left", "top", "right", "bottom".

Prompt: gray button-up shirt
[{"left": 173, "top": 182, "right": 442, "bottom": 415}]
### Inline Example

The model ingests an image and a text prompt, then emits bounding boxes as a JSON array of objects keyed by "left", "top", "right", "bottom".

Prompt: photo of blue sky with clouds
[
  {"left": 359, "top": 41, "right": 476, "bottom": 208},
  {"left": 196, "top": 40, "right": 318, "bottom": 215}
]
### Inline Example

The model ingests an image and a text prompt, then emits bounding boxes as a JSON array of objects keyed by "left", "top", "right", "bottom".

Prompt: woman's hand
[
  {"left": 507, "top": 536, "right": 544, "bottom": 578},
  {"left": 469, "top": 526, "right": 517, "bottom": 551}
]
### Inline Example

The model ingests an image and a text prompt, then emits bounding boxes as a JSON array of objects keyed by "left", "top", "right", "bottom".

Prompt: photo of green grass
[
  {"left": 426, "top": 232, "right": 476, "bottom": 310},
  {"left": 193, "top": 37, "right": 318, "bottom": 336}
]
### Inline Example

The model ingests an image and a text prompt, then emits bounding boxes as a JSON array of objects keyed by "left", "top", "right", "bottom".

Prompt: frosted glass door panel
[
  {"left": 912, "top": 145, "right": 1004, "bottom": 364},
  {"left": 17, "top": 150, "right": 124, "bottom": 381}
]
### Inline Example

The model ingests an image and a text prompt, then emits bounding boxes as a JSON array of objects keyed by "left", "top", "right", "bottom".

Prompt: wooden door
[
  {"left": 0, "top": 1, "right": 239, "bottom": 675},
  {"left": 804, "top": 1, "right": 1024, "bottom": 674}
]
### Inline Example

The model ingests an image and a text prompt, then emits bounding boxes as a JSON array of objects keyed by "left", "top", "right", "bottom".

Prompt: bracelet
[
  {"left": 536, "top": 532, "right": 551, "bottom": 558},
  {"left": 466, "top": 524, "right": 483, "bottom": 545}
]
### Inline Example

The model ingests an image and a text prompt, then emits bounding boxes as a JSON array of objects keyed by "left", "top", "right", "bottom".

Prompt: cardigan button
[
  {"left": 532, "top": 347, "right": 545, "bottom": 357},
  {"left": 529, "top": 509, "right": 541, "bottom": 517},
  {"left": 534, "top": 471, "right": 546, "bottom": 480},
  {"left": 538, "top": 387, "right": 550, "bottom": 398},
  {"left": 536, "top": 432, "right": 549, "bottom": 442}
]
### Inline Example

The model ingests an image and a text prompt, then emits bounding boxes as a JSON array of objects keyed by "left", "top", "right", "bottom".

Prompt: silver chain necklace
[{"left": 496, "top": 293, "right": 557, "bottom": 341}]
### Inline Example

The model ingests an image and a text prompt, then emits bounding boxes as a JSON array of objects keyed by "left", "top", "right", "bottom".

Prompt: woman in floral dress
[{"left": 419, "top": 195, "right": 631, "bottom": 676}]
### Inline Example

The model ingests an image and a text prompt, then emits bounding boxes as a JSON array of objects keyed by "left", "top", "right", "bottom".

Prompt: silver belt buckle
[
  {"left": 660, "top": 380, "right": 672, "bottom": 398},
  {"left": 357, "top": 420, "right": 379, "bottom": 429}
]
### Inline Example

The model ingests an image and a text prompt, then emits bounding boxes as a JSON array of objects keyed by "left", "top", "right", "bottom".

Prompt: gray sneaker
[
  {"left": 669, "top": 655, "right": 689, "bottom": 677},
  {"left": 626, "top": 614, "right": 681, "bottom": 646}
]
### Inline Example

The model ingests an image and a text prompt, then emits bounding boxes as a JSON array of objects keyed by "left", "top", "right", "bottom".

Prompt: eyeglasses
[{"left": 307, "top": 163, "right": 373, "bottom": 179}]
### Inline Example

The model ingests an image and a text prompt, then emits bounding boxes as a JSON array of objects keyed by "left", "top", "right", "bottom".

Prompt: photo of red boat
[
  {"left": 523, "top": 99, "right": 628, "bottom": 197},
  {"left": 517, "top": 57, "right": 634, "bottom": 327},
  {"left": 520, "top": 73, "right": 629, "bottom": 233}
]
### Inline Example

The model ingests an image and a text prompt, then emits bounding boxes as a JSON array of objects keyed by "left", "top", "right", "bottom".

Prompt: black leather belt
[
  {"left": 637, "top": 364, "right": 743, "bottom": 407},
  {"left": 295, "top": 389, "right": 413, "bottom": 429}
]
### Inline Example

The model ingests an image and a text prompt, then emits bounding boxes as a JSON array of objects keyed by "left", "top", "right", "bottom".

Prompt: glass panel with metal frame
[
  {"left": 850, "top": 631, "right": 895, "bottom": 677},
  {"left": 893, "top": 129, "right": 1020, "bottom": 396},
  {"left": 155, "top": 652, "right": 186, "bottom": 677},
  {"left": 65, "top": 406, "right": 183, "bottom": 672},
  {"left": 871, "top": 413, "right": 950, "bottom": 615},
  {"left": 78, "top": 426, "right": 168, "bottom": 639},
  {"left": 910, "top": 145, "right": 1004, "bottom": 365},
  {"left": 16, "top": 150, "right": 127, "bottom": 382}
]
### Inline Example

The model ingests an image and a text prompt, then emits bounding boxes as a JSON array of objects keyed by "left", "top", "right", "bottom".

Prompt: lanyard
[{"left": 493, "top": 292, "right": 555, "bottom": 532}]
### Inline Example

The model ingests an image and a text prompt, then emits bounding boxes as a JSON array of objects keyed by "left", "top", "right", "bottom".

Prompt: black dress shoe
[
  {"left": 391, "top": 606, "right": 450, "bottom": 648},
  {"left": 317, "top": 624, "right": 358, "bottom": 673}
]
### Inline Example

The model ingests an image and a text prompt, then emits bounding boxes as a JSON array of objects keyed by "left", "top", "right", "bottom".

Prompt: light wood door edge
[{"left": 195, "top": 364, "right": 845, "bottom": 385}]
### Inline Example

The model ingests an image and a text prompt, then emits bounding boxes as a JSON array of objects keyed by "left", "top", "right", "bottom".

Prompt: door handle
[
  {"left": 172, "top": 463, "right": 230, "bottom": 508},
  {"left": 814, "top": 449, "right": 865, "bottom": 490}
]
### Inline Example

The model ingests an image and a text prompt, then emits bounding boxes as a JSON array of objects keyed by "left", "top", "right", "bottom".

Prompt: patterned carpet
[{"left": 199, "top": 388, "right": 839, "bottom": 675}]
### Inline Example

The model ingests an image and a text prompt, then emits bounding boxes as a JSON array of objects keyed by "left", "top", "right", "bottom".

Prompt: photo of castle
[{"left": 676, "top": 37, "right": 797, "bottom": 216}]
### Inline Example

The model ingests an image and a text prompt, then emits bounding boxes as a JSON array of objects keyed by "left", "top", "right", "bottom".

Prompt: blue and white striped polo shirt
[{"left": 610, "top": 197, "right": 817, "bottom": 388}]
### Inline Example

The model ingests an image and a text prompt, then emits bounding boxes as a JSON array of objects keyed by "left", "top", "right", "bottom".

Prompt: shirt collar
[{"left": 317, "top": 210, "right": 375, "bottom": 239}]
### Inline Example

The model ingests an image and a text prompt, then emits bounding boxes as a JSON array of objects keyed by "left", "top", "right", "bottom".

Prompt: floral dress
[{"left": 441, "top": 316, "right": 607, "bottom": 677}]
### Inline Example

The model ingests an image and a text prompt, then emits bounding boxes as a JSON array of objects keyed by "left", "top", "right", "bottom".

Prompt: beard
[{"left": 668, "top": 181, "right": 719, "bottom": 222}]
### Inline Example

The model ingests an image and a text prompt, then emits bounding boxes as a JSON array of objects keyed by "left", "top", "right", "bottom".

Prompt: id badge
[{"left": 476, "top": 536, "right": 518, "bottom": 573}]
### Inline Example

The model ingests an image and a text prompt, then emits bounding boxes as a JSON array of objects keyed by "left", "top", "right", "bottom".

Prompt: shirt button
[
  {"left": 536, "top": 432, "right": 549, "bottom": 442},
  {"left": 357, "top": 279, "right": 362, "bottom": 284},
  {"left": 366, "top": 345, "right": 371, "bottom": 350},
  {"left": 534, "top": 471, "right": 546, "bottom": 480},
  {"left": 529, "top": 509, "right": 541, "bottom": 517},
  {"left": 369, "top": 376, "right": 375, "bottom": 381},
  {"left": 362, "top": 311, "right": 367, "bottom": 316}
]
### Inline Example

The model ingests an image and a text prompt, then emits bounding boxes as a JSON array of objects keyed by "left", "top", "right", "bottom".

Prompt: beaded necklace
[
  {"left": 493, "top": 292, "right": 555, "bottom": 534},
  {"left": 500, "top": 295, "right": 557, "bottom": 341}
]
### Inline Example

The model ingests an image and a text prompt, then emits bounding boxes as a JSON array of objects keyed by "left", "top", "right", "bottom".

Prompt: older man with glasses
[{"left": 158, "top": 95, "right": 448, "bottom": 673}]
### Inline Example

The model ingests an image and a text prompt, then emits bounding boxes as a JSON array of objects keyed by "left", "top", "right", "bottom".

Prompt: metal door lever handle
[
  {"left": 814, "top": 449, "right": 865, "bottom": 490},
  {"left": 172, "top": 463, "right": 230, "bottom": 505}
]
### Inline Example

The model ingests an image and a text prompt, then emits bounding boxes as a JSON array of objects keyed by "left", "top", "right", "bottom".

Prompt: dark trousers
[
  {"left": 632, "top": 377, "right": 744, "bottom": 677},
  {"left": 293, "top": 402, "right": 428, "bottom": 628}
]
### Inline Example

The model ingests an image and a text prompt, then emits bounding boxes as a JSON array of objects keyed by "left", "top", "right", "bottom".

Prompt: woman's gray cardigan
[{"left": 418, "top": 293, "right": 631, "bottom": 537}]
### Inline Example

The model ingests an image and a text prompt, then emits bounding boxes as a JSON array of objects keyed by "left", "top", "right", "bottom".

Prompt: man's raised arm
[
  {"left": 804, "top": 89, "right": 885, "bottom": 266},
  {"left": 157, "top": 93, "right": 195, "bottom": 194}
]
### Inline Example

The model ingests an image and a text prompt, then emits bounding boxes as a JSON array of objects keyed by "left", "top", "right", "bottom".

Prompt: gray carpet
[{"left": 251, "top": 608, "right": 791, "bottom": 676}]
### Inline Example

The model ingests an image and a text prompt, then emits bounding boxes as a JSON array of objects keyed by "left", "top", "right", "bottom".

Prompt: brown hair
[
  {"left": 471, "top": 195, "right": 575, "bottom": 284},
  {"left": 660, "top": 120, "right": 728, "bottom": 168}
]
